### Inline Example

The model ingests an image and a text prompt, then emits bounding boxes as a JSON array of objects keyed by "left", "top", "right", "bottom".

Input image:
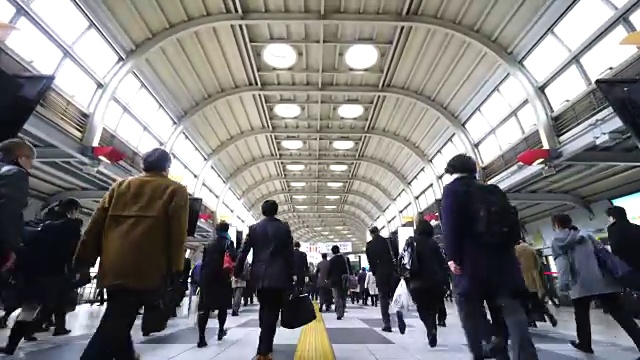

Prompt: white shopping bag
[
  {"left": 188, "top": 289, "right": 200, "bottom": 327},
  {"left": 389, "top": 279, "right": 411, "bottom": 313}
]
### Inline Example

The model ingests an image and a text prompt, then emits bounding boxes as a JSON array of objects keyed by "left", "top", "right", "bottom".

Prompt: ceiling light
[
  {"left": 329, "top": 164, "right": 348, "bottom": 172},
  {"left": 292, "top": 195, "right": 307, "bottom": 199},
  {"left": 324, "top": 205, "right": 337, "bottom": 209},
  {"left": 295, "top": 205, "right": 308, "bottom": 209},
  {"left": 321, "top": 232, "right": 329, "bottom": 235},
  {"left": 342, "top": 230, "right": 349, "bottom": 233},
  {"left": 345, "top": 44, "right": 379, "bottom": 70},
  {"left": 335, "top": 226, "right": 344, "bottom": 229},
  {"left": 314, "top": 227, "right": 322, "bottom": 230},
  {"left": 327, "top": 182, "right": 343, "bottom": 187},
  {"left": 290, "top": 182, "right": 306, "bottom": 187},
  {"left": 262, "top": 43, "right": 297, "bottom": 69},
  {"left": 332, "top": 140, "right": 355, "bottom": 150},
  {"left": 347, "top": 234, "right": 354, "bottom": 237},
  {"left": 326, "top": 195, "right": 341, "bottom": 200},
  {"left": 338, "top": 104, "right": 364, "bottom": 119},
  {"left": 286, "top": 164, "right": 305, "bottom": 171},
  {"left": 281, "top": 140, "right": 304, "bottom": 150},
  {"left": 274, "top": 104, "right": 301, "bottom": 118},
  {"left": 328, "top": 235, "right": 335, "bottom": 239}
]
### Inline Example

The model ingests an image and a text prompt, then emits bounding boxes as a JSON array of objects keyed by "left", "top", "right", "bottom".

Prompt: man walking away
[
  {"left": 607, "top": 206, "right": 640, "bottom": 289},
  {"left": 366, "top": 226, "right": 400, "bottom": 332},
  {"left": 293, "top": 241, "right": 309, "bottom": 292},
  {"left": 234, "top": 200, "right": 294, "bottom": 360},
  {"left": 441, "top": 154, "right": 538, "bottom": 360},
  {"left": 75, "top": 148, "right": 189, "bottom": 360},
  {"left": 316, "top": 253, "right": 332, "bottom": 312},
  {"left": 357, "top": 268, "right": 368, "bottom": 305},
  {"left": 327, "top": 245, "right": 351, "bottom": 320}
]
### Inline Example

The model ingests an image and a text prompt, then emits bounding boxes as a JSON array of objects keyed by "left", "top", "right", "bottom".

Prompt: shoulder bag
[{"left": 341, "top": 255, "right": 358, "bottom": 290}]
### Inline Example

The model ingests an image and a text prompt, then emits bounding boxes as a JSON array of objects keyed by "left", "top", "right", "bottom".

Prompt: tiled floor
[{"left": 1, "top": 299, "right": 639, "bottom": 359}]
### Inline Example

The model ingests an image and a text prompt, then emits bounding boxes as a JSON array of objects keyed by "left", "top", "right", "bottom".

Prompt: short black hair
[
  {"left": 216, "top": 221, "right": 230, "bottom": 233},
  {"left": 331, "top": 245, "right": 340, "bottom": 254},
  {"left": 142, "top": 148, "right": 172, "bottom": 173},
  {"left": 262, "top": 200, "right": 278, "bottom": 217},
  {"left": 369, "top": 226, "right": 379, "bottom": 235},
  {"left": 294, "top": 241, "right": 301, "bottom": 248},
  {"left": 0, "top": 138, "right": 35, "bottom": 163},
  {"left": 321, "top": 253, "right": 328, "bottom": 259},
  {"left": 551, "top": 213, "right": 575, "bottom": 230},
  {"left": 606, "top": 206, "right": 628, "bottom": 222},
  {"left": 444, "top": 154, "right": 476, "bottom": 176},
  {"left": 415, "top": 217, "right": 434, "bottom": 238}
]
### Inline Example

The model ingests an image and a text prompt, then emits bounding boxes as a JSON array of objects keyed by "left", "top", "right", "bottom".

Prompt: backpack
[
  {"left": 470, "top": 182, "right": 521, "bottom": 247},
  {"left": 399, "top": 237, "right": 417, "bottom": 278}
]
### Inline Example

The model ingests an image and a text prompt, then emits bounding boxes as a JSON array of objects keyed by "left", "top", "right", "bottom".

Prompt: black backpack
[{"left": 470, "top": 182, "right": 521, "bottom": 247}]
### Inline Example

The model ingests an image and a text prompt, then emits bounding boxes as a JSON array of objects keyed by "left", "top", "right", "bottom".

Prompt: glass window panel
[
  {"left": 137, "top": 131, "right": 160, "bottom": 154},
  {"left": 631, "top": 9, "right": 640, "bottom": 29},
  {"left": 116, "top": 113, "right": 143, "bottom": 146},
  {"left": 554, "top": 0, "right": 613, "bottom": 51},
  {"left": 441, "top": 174, "right": 453, "bottom": 186},
  {"left": 432, "top": 153, "right": 447, "bottom": 175},
  {"left": 410, "top": 170, "right": 428, "bottom": 194},
  {"left": 425, "top": 187, "right": 436, "bottom": 205},
  {"left": 218, "top": 204, "right": 232, "bottom": 218},
  {"left": 6, "top": 18, "right": 63, "bottom": 73},
  {"left": 116, "top": 74, "right": 141, "bottom": 101},
  {"left": 231, "top": 215, "right": 242, "bottom": 227},
  {"left": 152, "top": 108, "right": 175, "bottom": 141},
  {"left": 478, "top": 134, "right": 501, "bottom": 164},
  {"left": 611, "top": 0, "right": 628, "bottom": 7},
  {"left": 201, "top": 187, "right": 218, "bottom": 208},
  {"left": 495, "top": 117, "right": 523, "bottom": 150},
  {"left": 580, "top": 26, "right": 636, "bottom": 81},
  {"left": 183, "top": 171, "right": 196, "bottom": 193},
  {"left": 54, "top": 58, "right": 97, "bottom": 108},
  {"left": 401, "top": 207, "right": 410, "bottom": 218},
  {"left": 103, "top": 101, "right": 123, "bottom": 130},
  {"left": 224, "top": 192, "right": 241, "bottom": 211},
  {"left": 169, "top": 160, "right": 187, "bottom": 183},
  {"left": 381, "top": 227, "right": 389, "bottom": 237},
  {"left": 523, "top": 36, "right": 570, "bottom": 81},
  {"left": 480, "top": 92, "right": 511, "bottom": 126},
  {"left": 545, "top": 65, "right": 587, "bottom": 110},
  {"left": 205, "top": 168, "right": 226, "bottom": 195},
  {"left": 0, "top": 0, "right": 15, "bottom": 22},
  {"left": 517, "top": 103, "right": 537, "bottom": 132},
  {"left": 450, "top": 135, "right": 465, "bottom": 153},
  {"left": 440, "top": 141, "right": 459, "bottom": 162},
  {"left": 384, "top": 206, "right": 395, "bottom": 220},
  {"left": 130, "top": 88, "right": 160, "bottom": 123},
  {"left": 465, "top": 112, "right": 491, "bottom": 142},
  {"left": 174, "top": 135, "right": 205, "bottom": 172},
  {"left": 499, "top": 77, "right": 526, "bottom": 107},
  {"left": 31, "top": 0, "right": 89, "bottom": 44},
  {"left": 73, "top": 29, "right": 118, "bottom": 78},
  {"left": 395, "top": 191, "right": 410, "bottom": 208}
]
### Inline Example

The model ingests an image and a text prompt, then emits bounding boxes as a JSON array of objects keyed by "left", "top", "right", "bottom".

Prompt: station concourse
[{"left": 3, "top": 0, "right": 640, "bottom": 358}]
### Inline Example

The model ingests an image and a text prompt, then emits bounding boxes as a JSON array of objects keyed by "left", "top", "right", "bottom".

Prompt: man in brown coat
[{"left": 75, "top": 148, "right": 189, "bottom": 360}]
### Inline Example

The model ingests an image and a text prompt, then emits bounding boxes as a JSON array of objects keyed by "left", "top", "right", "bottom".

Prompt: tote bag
[{"left": 281, "top": 292, "right": 316, "bottom": 329}]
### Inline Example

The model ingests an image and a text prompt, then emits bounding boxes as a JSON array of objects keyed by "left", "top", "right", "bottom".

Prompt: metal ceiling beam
[
  {"left": 248, "top": 190, "right": 385, "bottom": 215},
  {"left": 507, "top": 192, "right": 593, "bottom": 215},
  {"left": 47, "top": 190, "right": 106, "bottom": 204},
  {"left": 35, "top": 147, "right": 78, "bottom": 162},
  {"left": 561, "top": 151, "right": 640, "bottom": 167},
  {"left": 278, "top": 210, "right": 370, "bottom": 228}
]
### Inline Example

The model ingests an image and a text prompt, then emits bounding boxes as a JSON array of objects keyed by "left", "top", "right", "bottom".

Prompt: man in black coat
[
  {"left": 234, "top": 200, "right": 294, "bottom": 359},
  {"left": 293, "top": 241, "right": 309, "bottom": 291},
  {"left": 365, "top": 226, "right": 399, "bottom": 332},
  {"left": 607, "top": 206, "right": 640, "bottom": 289}
]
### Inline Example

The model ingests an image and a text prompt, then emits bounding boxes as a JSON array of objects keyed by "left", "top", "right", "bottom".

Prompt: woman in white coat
[{"left": 365, "top": 271, "right": 378, "bottom": 307}]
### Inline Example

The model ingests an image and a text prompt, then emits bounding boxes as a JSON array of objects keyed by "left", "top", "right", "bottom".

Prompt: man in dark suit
[
  {"left": 441, "top": 154, "right": 537, "bottom": 360},
  {"left": 293, "top": 241, "right": 309, "bottom": 291},
  {"left": 234, "top": 200, "right": 294, "bottom": 360},
  {"left": 365, "top": 226, "right": 400, "bottom": 332}
]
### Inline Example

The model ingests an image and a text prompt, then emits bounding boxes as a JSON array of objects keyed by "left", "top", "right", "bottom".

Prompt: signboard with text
[{"left": 300, "top": 242, "right": 353, "bottom": 254}]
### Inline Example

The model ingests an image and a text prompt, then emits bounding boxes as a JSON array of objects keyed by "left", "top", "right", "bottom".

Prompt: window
[
  {"left": 498, "top": 77, "right": 526, "bottom": 106},
  {"left": 169, "top": 160, "right": 195, "bottom": 191},
  {"left": 174, "top": 135, "right": 206, "bottom": 172},
  {"left": 0, "top": 0, "right": 15, "bottom": 22},
  {"left": 31, "top": 0, "right": 89, "bottom": 44},
  {"left": 480, "top": 92, "right": 511, "bottom": 126},
  {"left": 384, "top": 206, "right": 395, "bottom": 220},
  {"left": 441, "top": 174, "right": 453, "bottom": 186},
  {"left": 6, "top": 18, "right": 63, "bottom": 73},
  {"left": 55, "top": 58, "right": 97, "bottom": 108},
  {"left": 116, "top": 74, "right": 141, "bottom": 101},
  {"left": 611, "top": 0, "right": 628, "bottom": 7},
  {"left": 544, "top": 65, "right": 587, "bottom": 110},
  {"left": 495, "top": 117, "right": 523, "bottom": 150},
  {"left": 424, "top": 187, "right": 436, "bottom": 206},
  {"left": 395, "top": 191, "right": 410, "bottom": 209},
  {"left": 115, "top": 113, "right": 143, "bottom": 146},
  {"left": 137, "top": 131, "right": 160, "bottom": 154},
  {"left": 465, "top": 113, "right": 491, "bottom": 142},
  {"left": 440, "top": 140, "right": 460, "bottom": 163},
  {"left": 523, "top": 35, "right": 570, "bottom": 81},
  {"left": 580, "top": 26, "right": 636, "bottom": 81},
  {"left": 201, "top": 187, "right": 218, "bottom": 208},
  {"left": 237, "top": 206, "right": 249, "bottom": 221},
  {"left": 516, "top": 104, "right": 537, "bottom": 131},
  {"left": 478, "top": 134, "right": 501, "bottom": 163},
  {"left": 153, "top": 108, "right": 175, "bottom": 141},
  {"left": 554, "top": 0, "right": 613, "bottom": 51},
  {"left": 631, "top": 9, "right": 640, "bottom": 29},
  {"left": 205, "top": 168, "right": 226, "bottom": 195},
  {"left": 183, "top": 171, "right": 196, "bottom": 193},
  {"left": 103, "top": 101, "right": 123, "bottom": 129},
  {"left": 224, "top": 192, "right": 241, "bottom": 211},
  {"left": 218, "top": 204, "right": 232, "bottom": 218},
  {"left": 432, "top": 153, "right": 446, "bottom": 175},
  {"left": 450, "top": 136, "right": 465, "bottom": 153},
  {"left": 410, "top": 170, "right": 429, "bottom": 194},
  {"left": 73, "top": 29, "right": 118, "bottom": 77},
  {"left": 130, "top": 88, "right": 160, "bottom": 123},
  {"left": 401, "top": 207, "right": 410, "bottom": 218},
  {"left": 417, "top": 194, "right": 426, "bottom": 210}
]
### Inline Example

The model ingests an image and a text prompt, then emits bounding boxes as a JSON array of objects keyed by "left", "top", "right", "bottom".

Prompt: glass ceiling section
[{"left": 431, "top": 136, "right": 466, "bottom": 176}]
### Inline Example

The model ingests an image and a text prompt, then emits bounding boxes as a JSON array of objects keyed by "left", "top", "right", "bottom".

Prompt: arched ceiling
[{"left": 81, "top": 0, "right": 553, "bottom": 247}]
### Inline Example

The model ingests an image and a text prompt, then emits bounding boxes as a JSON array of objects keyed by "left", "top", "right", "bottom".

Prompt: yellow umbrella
[{"left": 0, "top": 23, "right": 18, "bottom": 43}]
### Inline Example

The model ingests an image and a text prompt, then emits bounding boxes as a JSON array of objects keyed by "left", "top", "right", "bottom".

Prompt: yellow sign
[{"left": 402, "top": 216, "right": 414, "bottom": 223}]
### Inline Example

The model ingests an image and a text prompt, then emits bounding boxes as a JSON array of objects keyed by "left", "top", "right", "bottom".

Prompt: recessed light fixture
[
  {"left": 327, "top": 182, "right": 343, "bottom": 187},
  {"left": 286, "top": 164, "right": 305, "bottom": 171},
  {"left": 321, "top": 232, "right": 329, "bottom": 235},
  {"left": 329, "top": 164, "right": 348, "bottom": 172},
  {"left": 347, "top": 234, "right": 354, "bottom": 237},
  {"left": 314, "top": 227, "right": 322, "bottom": 230},
  {"left": 290, "top": 182, "right": 306, "bottom": 187},
  {"left": 324, "top": 205, "right": 337, "bottom": 209},
  {"left": 328, "top": 235, "right": 335, "bottom": 239},
  {"left": 281, "top": 140, "right": 304, "bottom": 150},
  {"left": 326, "top": 195, "right": 341, "bottom": 200},
  {"left": 335, "top": 226, "right": 344, "bottom": 229},
  {"left": 295, "top": 205, "right": 308, "bottom": 209},
  {"left": 262, "top": 43, "right": 298, "bottom": 69},
  {"left": 332, "top": 140, "right": 355, "bottom": 150},
  {"left": 292, "top": 195, "right": 307, "bottom": 199},
  {"left": 345, "top": 44, "right": 379, "bottom": 70},
  {"left": 274, "top": 104, "right": 301, "bottom": 118},
  {"left": 342, "top": 230, "right": 349, "bottom": 233},
  {"left": 338, "top": 104, "right": 364, "bottom": 119}
]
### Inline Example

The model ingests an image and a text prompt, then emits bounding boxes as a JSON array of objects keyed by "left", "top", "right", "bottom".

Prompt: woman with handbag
[
  {"left": 196, "top": 221, "right": 237, "bottom": 348},
  {"left": 552, "top": 213, "right": 640, "bottom": 355}
]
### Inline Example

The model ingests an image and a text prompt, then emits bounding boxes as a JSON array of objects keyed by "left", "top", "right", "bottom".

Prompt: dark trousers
[
  {"left": 81, "top": 288, "right": 151, "bottom": 360},
  {"left": 437, "top": 298, "right": 447, "bottom": 324},
  {"left": 572, "top": 293, "right": 640, "bottom": 350},
  {"left": 319, "top": 286, "right": 332, "bottom": 310},
  {"left": 256, "top": 288, "right": 286, "bottom": 356},
  {"left": 376, "top": 274, "right": 399, "bottom": 327},
  {"left": 332, "top": 287, "right": 347, "bottom": 318},
  {"left": 410, "top": 287, "right": 443, "bottom": 334}
]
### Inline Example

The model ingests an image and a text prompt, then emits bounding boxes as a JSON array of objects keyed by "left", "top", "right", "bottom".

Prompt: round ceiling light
[
  {"left": 329, "top": 164, "right": 348, "bottom": 172},
  {"left": 324, "top": 205, "right": 337, "bottom": 209},
  {"left": 295, "top": 205, "right": 308, "bottom": 209},
  {"left": 338, "top": 104, "right": 364, "bottom": 119},
  {"left": 292, "top": 195, "right": 307, "bottom": 199},
  {"left": 281, "top": 140, "right": 304, "bottom": 150},
  {"left": 262, "top": 43, "right": 298, "bottom": 69},
  {"left": 332, "top": 140, "right": 355, "bottom": 150},
  {"left": 290, "top": 182, "right": 306, "bottom": 187},
  {"left": 274, "top": 104, "right": 301, "bottom": 118},
  {"left": 344, "top": 44, "right": 379, "bottom": 70},
  {"left": 327, "top": 182, "right": 344, "bottom": 187},
  {"left": 286, "top": 164, "right": 305, "bottom": 171},
  {"left": 326, "top": 195, "right": 340, "bottom": 200}
]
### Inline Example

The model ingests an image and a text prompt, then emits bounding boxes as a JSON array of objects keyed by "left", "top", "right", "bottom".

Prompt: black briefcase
[{"left": 281, "top": 292, "right": 316, "bottom": 329}]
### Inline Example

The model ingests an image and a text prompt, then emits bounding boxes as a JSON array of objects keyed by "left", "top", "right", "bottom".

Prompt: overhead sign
[{"left": 300, "top": 242, "right": 353, "bottom": 254}]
